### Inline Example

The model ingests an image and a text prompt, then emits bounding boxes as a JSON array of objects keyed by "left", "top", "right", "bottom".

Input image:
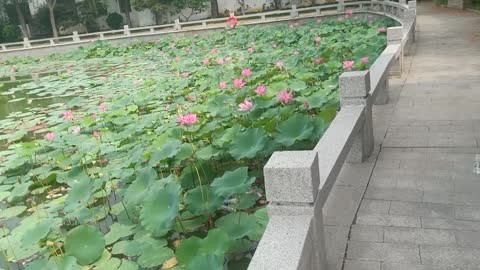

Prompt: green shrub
[
  {"left": 106, "top": 12, "right": 124, "bottom": 29},
  {"left": 2, "top": 24, "right": 22, "bottom": 42}
]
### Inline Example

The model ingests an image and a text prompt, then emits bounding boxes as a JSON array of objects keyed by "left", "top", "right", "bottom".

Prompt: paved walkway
[{"left": 323, "top": 2, "right": 480, "bottom": 270}]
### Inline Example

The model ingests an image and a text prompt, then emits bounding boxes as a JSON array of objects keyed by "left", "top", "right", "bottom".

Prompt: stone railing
[
  {"left": 247, "top": 2, "right": 416, "bottom": 270},
  {"left": 0, "top": 0, "right": 412, "bottom": 59}
]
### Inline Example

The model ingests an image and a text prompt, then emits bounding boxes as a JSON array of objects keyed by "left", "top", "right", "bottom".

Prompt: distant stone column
[
  {"left": 123, "top": 25, "right": 131, "bottom": 36},
  {"left": 23, "top": 37, "right": 31, "bottom": 48},
  {"left": 291, "top": 5, "right": 299, "bottom": 18},
  {"left": 339, "top": 71, "right": 374, "bottom": 163},
  {"left": 72, "top": 31, "right": 81, "bottom": 42},
  {"left": 448, "top": 0, "right": 468, "bottom": 9},
  {"left": 174, "top": 19, "right": 182, "bottom": 31},
  {"left": 337, "top": 0, "right": 345, "bottom": 12}
]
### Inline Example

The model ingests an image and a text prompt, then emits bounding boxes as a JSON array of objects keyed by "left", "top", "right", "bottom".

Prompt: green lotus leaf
[
  {"left": 215, "top": 212, "right": 256, "bottom": 240},
  {"left": 0, "top": 205, "right": 27, "bottom": 220},
  {"left": 229, "top": 128, "right": 270, "bottom": 160},
  {"left": 275, "top": 113, "right": 314, "bottom": 146},
  {"left": 177, "top": 229, "right": 230, "bottom": 268},
  {"left": 22, "top": 219, "right": 53, "bottom": 246},
  {"left": 96, "top": 257, "right": 122, "bottom": 270},
  {"left": 139, "top": 181, "right": 181, "bottom": 236},
  {"left": 185, "top": 185, "right": 223, "bottom": 215},
  {"left": 174, "top": 212, "right": 208, "bottom": 233},
  {"left": 247, "top": 207, "right": 269, "bottom": 241},
  {"left": 64, "top": 177, "right": 94, "bottom": 213},
  {"left": 104, "top": 223, "right": 135, "bottom": 245},
  {"left": 211, "top": 167, "right": 255, "bottom": 198},
  {"left": 148, "top": 139, "right": 182, "bottom": 166},
  {"left": 187, "top": 254, "right": 223, "bottom": 270},
  {"left": 123, "top": 167, "right": 156, "bottom": 207},
  {"left": 112, "top": 240, "right": 129, "bottom": 255},
  {"left": 137, "top": 246, "right": 174, "bottom": 268},
  {"left": 64, "top": 225, "right": 106, "bottom": 265},
  {"left": 118, "top": 260, "right": 139, "bottom": 270}
]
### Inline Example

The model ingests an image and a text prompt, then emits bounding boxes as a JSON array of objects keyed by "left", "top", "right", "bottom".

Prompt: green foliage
[
  {"left": 2, "top": 24, "right": 22, "bottom": 42},
  {"left": 106, "top": 12, "right": 124, "bottom": 29},
  {"left": 0, "top": 16, "right": 393, "bottom": 270}
]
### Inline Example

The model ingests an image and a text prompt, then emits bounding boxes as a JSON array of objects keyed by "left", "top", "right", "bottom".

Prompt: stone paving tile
[
  {"left": 365, "top": 187, "right": 423, "bottom": 202},
  {"left": 324, "top": 186, "right": 365, "bottom": 226},
  {"left": 421, "top": 218, "right": 480, "bottom": 231},
  {"left": 344, "top": 259, "right": 381, "bottom": 270},
  {"left": 346, "top": 241, "right": 420, "bottom": 263},
  {"left": 358, "top": 199, "right": 391, "bottom": 215},
  {"left": 383, "top": 227, "right": 456, "bottom": 246},
  {"left": 356, "top": 213, "right": 421, "bottom": 228},
  {"left": 454, "top": 206, "right": 480, "bottom": 222},
  {"left": 381, "top": 262, "right": 464, "bottom": 270},
  {"left": 389, "top": 201, "right": 455, "bottom": 219},
  {"left": 420, "top": 245, "right": 480, "bottom": 268},
  {"left": 350, "top": 225, "right": 384, "bottom": 242},
  {"left": 454, "top": 231, "right": 480, "bottom": 249}
]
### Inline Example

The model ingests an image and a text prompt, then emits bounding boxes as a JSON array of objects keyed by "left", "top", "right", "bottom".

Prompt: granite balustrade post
[
  {"left": 339, "top": 71, "right": 374, "bottom": 163},
  {"left": 248, "top": 151, "right": 327, "bottom": 270}
]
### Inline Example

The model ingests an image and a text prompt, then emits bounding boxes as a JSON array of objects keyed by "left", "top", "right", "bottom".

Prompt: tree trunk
[
  {"left": 210, "top": 0, "right": 219, "bottom": 18},
  {"left": 48, "top": 5, "right": 58, "bottom": 38},
  {"left": 123, "top": 0, "right": 132, "bottom": 27},
  {"left": 14, "top": 0, "right": 29, "bottom": 38}
]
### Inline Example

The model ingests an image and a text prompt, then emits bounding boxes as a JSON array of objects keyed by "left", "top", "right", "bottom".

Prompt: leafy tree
[
  {"left": 13, "top": 0, "right": 28, "bottom": 37},
  {"left": 133, "top": 0, "right": 171, "bottom": 24},
  {"left": 46, "top": 0, "right": 58, "bottom": 37},
  {"left": 119, "top": 0, "right": 132, "bottom": 26},
  {"left": 171, "top": 0, "right": 209, "bottom": 21}
]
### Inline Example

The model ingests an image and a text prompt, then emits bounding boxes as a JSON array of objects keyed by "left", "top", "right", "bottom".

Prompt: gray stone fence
[
  {"left": 248, "top": 2, "right": 416, "bottom": 270},
  {"left": 1, "top": 0, "right": 411, "bottom": 59}
]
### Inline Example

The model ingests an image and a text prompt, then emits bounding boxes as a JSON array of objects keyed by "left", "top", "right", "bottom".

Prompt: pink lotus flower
[
  {"left": 203, "top": 59, "right": 210, "bottom": 65},
  {"left": 338, "top": 17, "right": 344, "bottom": 22},
  {"left": 378, "top": 27, "right": 386, "bottom": 32},
  {"left": 185, "top": 48, "right": 191, "bottom": 52},
  {"left": 92, "top": 113, "right": 97, "bottom": 120},
  {"left": 219, "top": 82, "right": 227, "bottom": 89},
  {"left": 346, "top": 9, "right": 353, "bottom": 16},
  {"left": 238, "top": 99, "right": 254, "bottom": 111},
  {"left": 170, "top": 45, "right": 176, "bottom": 49},
  {"left": 99, "top": 103, "right": 108, "bottom": 112},
  {"left": 217, "top": 59, "right": 225, "bottom": 65},
  {"left": 44, "top": 132, "right": 55, "bottom": 141},
  {"left": 212, "top": 48, "right": 218, "bottom": 54},
  {"left": 255, "top": 85, "right": 267, "bottom": 95},
  {"left": 225, "top": 56, "right": 233, "bottom": 62},
  {"left": 317, "top": 18, "right": 322, "bottom": 24},
  {"left": 72, "top": 126, "right": 81, "bottom": 135},
  {"left": 276, "top": 61, "right": 284, "bottom": 68},
  {"left": 178, "top": 113, "right": 198, "bottom": 126},
  {"left": 165, "top": 104, "right": 171, "bottom": 110},
  {"left": 93, "top": 131, "right": 100, "bottom": 138},
  {"left": 343, "top": 60, "right": 355, "bottom": 70},
  {"left": 175, "top": 56, "right": 180, "bottom": 62},
  {"left": 239, "top": 57, "right": 245, "bottom": 61},
  {"left": 289, "top": 24, "right": 294, "bottom": 28},
  {"left": 279, "top": 90, "right": 294, "bottom": 104},
  {"left": 303, "top": 101, "right": 309, "bottom": 109},
  {"left": 188, "top": 95, "right": 194, "bottom": 101},
  {"left": 368, "top": 15, "right": 373, "bottom": 18},
  {"left": 63, "top": 110, "right": 73, "bottom": 121},
  {"left": 242, "top": 69, "right": 252, "bottom": 77},
  {"left": 361, "top": 57, "right": 369, "bottom": 64},
  {"left": 181, "top": 72, "right": 190, "bottom": 78},
  {"left": 315, "top": 36, "right": 321, "bottom": 42},
  {"left": 100, "top": 76, "right": 107, "bottom": 81},
  {"left": 248, "top": 48, "right": 254, "bottom": 53},
  {"left": 294, "top": 51, "right": 300, "bottom": 55},
  {"left": 315, "top": 58, "right": 324, "bottom": 64},
  {"left": 354, "top": 16, "right": 359, "bottom": 20},
  {"left": 233, "top": 78, "right": 246, "bottom": 89}
]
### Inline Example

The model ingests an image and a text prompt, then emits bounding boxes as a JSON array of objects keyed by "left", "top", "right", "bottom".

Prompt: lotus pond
[{"left": 0, "top": 15, "right": 393, "bottom": 270}]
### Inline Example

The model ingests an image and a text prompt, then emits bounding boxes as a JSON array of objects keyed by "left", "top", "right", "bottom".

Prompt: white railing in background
[
  {"left": 246, "top": 1, "right": 416, "bottom": 269},
  {"left": 0, "top": 0, "right": 413, "bottom": 54}
]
